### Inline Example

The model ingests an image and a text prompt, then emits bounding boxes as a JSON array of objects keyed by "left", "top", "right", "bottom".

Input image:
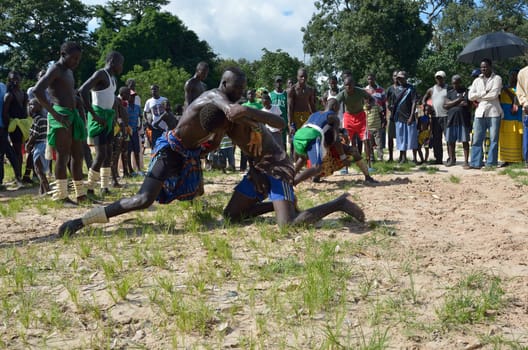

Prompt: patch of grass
[
  {"left": 436, "top": 271, "right": 505, "bottom": 329},
  {"left": 301, "top": 238, "right": 350, "bottom": 315},
  {"left": 257, "top": 256, "right": 304, "bottom": 280},
  {"left": 479, "top": 334, "right": 528, "bottom": 350},
  {"left": 449, "top": 175, "right": 460, "bottom": 183},
  {"left": 499, "top": 165, "right": 528, "bottom": 185},
  {"left": 201, "top": 235, "right": 233, "bottom": 263},
  {"left": 420, "top": 165, "right": 439, "bottom": 174}
]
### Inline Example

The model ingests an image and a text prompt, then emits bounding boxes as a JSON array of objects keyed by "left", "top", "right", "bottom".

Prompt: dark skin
[
  {"left": 443, "top": 76, "right": 470, "bottom": 166},
  {"left": 287, "top": 68, "right": 316, "bottom": 134},
  {"left": 386, "top": 70, "right": 399, "bottom": 161},
  {"left": 184, "top": 62, "right": 209, "bottom": 110},
  {"left": 293, "top": 100, "right": 349, "bottom": 185},
  {"left": 79, "top": 54, "right": 124, "bottom": 172},
  {"left": 25, "top": 99, "right": 50, "bottom": 195},
  {"left": 224, "top": 116, "right": 365, "bottom": 227},
  {"left": 126, "top": 92, "right": 142, "bottom": 174},
  {"left": 59, "top": 69, "right": 285, "bottom": 235},
  {"left": 3, "top": 72, "right": 28, "bottom": 177},
  {"left": 34, "top": 48, "right": 84, "bottom": 183}
]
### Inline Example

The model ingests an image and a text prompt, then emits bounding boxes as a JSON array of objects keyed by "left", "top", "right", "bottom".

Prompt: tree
[
  {"left": 211, "top": 58, "right": 257, "bottom": 92},
  {"left": 122, "top": 59, "right": 190, "bottom": 106},
  {"left": 94, "top": 9, "right": 216, "bottom": 78},
  {"left": 0, "top": 0, "right": 91, "bottom": 79},
  {"left": 106, "top": 0, "right": 169, "bottom": 23},
  {"left": 253, "top": 49, "right": 304, "bottom": 91},
  {"left": 416, "top": 0, "right": 528, "bottom": 92},
  {"left": 302, "top": 0, "right": 432, "bottom": 86}
]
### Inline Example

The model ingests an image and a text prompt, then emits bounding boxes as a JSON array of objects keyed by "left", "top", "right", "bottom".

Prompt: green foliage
[
  {"left": 107, "top": 0, "right": 169, "bottom": 24},
  {"left": 436, "top": 272, "right": 505, "bottom": 328},
  {"left": 122, "top": 59, "right": 190, "bottom": 106},
  {"left": 254, "top": 49, "right": 304, "bottom": 91},
  {"left": 95, "top": 9, "right": 215, "bottom": 77},
  {"left": 417, "top": 0, "right": 528, "bottom": 93},
  {"left": 211, "top": 57, "right": 257, "bottom": 91},
  {"left": 302, "top": 0, "right": 432, "bottom": 86},
  {"left": 0, "top": 0, "right": 91, "bottom": 79}
]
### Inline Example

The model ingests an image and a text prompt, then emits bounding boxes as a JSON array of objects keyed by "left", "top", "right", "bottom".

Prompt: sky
[{"left": 82, "top": 0, "right": 317, "bottom": 62}]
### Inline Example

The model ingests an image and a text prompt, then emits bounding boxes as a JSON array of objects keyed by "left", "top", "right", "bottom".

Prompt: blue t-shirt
[{"left": 127, "top": 103, "right": 141, "bottom": 130}]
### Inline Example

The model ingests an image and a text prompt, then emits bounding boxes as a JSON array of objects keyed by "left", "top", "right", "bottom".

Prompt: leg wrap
[
  {"left": 52, "top": 179, "right": 69, "bottom": 201},
  {"left": 81, "top": 206, "right": 109, "bottom": 226},
  {"left": 85, "top": 168, "right": 100, "bottom": 190},
  {"left": 73, "top": 180, "right": 86, "bottom": 199},
  {"left": 100, "top": 167, "right": 111, "bottom": 189}
]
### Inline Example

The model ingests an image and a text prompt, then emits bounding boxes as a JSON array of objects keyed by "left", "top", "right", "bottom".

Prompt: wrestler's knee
[{"left": 127, "top": 192, "right": 155, "bottom": 210}]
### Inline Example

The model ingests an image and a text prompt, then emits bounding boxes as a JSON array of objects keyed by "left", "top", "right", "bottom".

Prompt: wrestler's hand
[
  {"left": 225, "top": 104, "right": 246, "bottom": 121},
  {"left": 54, "top": 113, "right": 71, "bottom": 128},
  {"left": 248, "top": 129, "right": 263, "bottom": 156}
]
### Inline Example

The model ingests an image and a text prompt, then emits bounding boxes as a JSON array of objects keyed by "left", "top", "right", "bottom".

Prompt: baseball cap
[
  {"left": 471, "top": 68, "right": 481, "bottom": 77},
  {"left": 435, "top": 71, "right": 446, "bottom": 79},
  {"left": 274, "top": 75, "right": 283, "bottom": 82}
]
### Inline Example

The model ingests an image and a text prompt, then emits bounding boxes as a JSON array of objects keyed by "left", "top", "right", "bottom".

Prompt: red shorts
[{"left": 343, "top": 111, "right": 367, "bottom": 141}]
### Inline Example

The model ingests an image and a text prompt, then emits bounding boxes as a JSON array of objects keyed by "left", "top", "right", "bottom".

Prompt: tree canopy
[
  {"left": 94, "top": 9, "right": 216, "bottom": 77},
  {"left": 302, "top": 0, "right": 432, "bottom": 85},
  {"left": 0, "top": 0, "right": 91, "bottom": 79},
  {"left": 122, "top": 59, "right": 190, "bottom": 106}
]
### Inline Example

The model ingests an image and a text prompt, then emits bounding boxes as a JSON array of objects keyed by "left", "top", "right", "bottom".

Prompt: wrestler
[
  {"left": 34, "top": 41, "right": 87, "bottom": 203},
  {"left": 293, "top": 99, "right": 377, "bottom": 185},
  {"left": 80, "top": 51, "right": 124, "bottom": 194},
  {"left": 58, "top": 67, "right": 281, "bottom": 236},
  {"left": 224, "top": 103, "right": 365, "bottom": 227}
]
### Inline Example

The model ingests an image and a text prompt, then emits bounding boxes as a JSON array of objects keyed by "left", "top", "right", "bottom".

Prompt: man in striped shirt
[{"left": 26, "top": 98, "right": 50, "bottom": 195}]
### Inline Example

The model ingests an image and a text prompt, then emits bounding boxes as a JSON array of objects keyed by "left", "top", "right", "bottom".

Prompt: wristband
[{"left": 339, "top": 154, "right": 347, "bottom": 160}]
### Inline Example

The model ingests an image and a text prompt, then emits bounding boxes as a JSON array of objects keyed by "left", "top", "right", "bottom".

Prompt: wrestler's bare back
[{"left": 174, "top": 89, "right": 231, "bottom": 149}]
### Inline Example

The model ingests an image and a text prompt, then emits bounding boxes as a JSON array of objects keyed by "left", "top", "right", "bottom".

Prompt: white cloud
[{"left": 82, "top": 0, "right": 316, "bottom": 62}]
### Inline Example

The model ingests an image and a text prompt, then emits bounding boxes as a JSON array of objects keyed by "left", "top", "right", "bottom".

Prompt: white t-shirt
[
  {"left": 144, "top": 96, "right": 169, "bottom": 130},
  {"left": 262, "top": 105, "right": 282, "bottom": 133}
]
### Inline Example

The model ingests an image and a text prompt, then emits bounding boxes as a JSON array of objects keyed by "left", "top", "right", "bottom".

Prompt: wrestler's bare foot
[
  {"left": 58, "top": 218, "right": 84, "bottom": 237},
  {"left": 338, "top": 193, "right": 365, "bottom": 222}
]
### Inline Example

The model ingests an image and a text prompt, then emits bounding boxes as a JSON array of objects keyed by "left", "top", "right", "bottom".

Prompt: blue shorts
[
  {"left": 235, "top": 174, "right": 295, "bottom": 202},
  {"left": 306, "top": 138, "right": 324, "bottom": 166}
]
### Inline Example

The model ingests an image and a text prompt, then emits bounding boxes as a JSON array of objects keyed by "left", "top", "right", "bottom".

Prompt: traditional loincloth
[
  {"left": 87, "top": 105, "right": 115, "bottom": 137},
  {"left": 47, "top": 106, "right": 87, "bottom": 147}
]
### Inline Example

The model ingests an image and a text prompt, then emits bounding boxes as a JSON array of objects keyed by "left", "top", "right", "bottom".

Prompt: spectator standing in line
[
  {"left": 467, "top": 58, "right": 503, "bottom": 169},
  {"left": 422, "top": 70, "right": 448, "bottom": 164},
  {"left": 269, "top": 76, "right": 288, "bottom": 149}
]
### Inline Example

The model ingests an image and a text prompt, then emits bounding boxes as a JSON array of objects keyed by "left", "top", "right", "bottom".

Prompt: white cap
[{"left": 435, "top": 71, "right": 446, "bottom": 79}]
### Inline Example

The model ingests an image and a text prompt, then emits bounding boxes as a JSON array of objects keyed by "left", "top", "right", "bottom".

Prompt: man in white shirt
[
  {"left": 144, "top": 84, "right": 169, "bottom": 147},
  {"left": 261, "top": 93, "right": 283, "bottom": 148},
  {"left": 467, "top": 58, "right": 503, "bottom": 169}
]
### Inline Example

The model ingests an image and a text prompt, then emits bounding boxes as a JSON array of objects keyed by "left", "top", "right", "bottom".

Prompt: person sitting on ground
[
  {"left": 25, "top": 98, "right": 50, "bottom": 195},
  {"left": 292, "top": 98, "right": 377, "bottom": 185},
  {"left": 58, "top": 67, "right": 281, "bottom": 236},
  {"left": 224, "top": 103, "right": 365, "bottom": 227}
]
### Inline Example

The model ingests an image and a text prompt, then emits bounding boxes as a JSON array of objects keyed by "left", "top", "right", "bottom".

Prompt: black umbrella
[{"left": 457, "top": 31, "right": 528, "bottom": 64}]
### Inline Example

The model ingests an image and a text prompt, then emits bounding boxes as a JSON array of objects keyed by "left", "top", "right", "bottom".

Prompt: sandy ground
[{"left": 1, "top": 159, "right": 528, "bottom": 348}]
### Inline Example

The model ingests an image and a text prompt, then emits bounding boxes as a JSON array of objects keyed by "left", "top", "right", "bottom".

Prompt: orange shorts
[{"left": 343, "top": 111, "right": 367, "bottom": 141}]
